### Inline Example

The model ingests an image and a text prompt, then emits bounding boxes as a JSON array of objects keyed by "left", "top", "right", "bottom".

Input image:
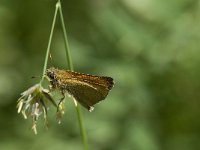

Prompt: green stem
[
  {"left": 40, "top": 3, "right": 59, "bottom": 84},
  {"left": 57, "top": 1, "right": 89, "bottom": 150},
  {"left": 75, "top": 104, "right": 89, "bottom": 150},
  {"left": 57, "top": 0, "right": 73, "bottom": 71}
]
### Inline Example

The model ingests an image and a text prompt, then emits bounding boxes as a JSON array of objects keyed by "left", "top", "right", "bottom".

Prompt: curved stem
[
  {"left": 57, "top": 1, "right": 89, "bottom": 150},
  {"left": 40, "top": 3, "right": 59, "bottom": 84}
]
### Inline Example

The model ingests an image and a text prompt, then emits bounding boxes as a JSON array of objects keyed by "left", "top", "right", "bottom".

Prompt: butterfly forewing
[{"left": 54, "top": 69, "right": 113, "bottom": 90}]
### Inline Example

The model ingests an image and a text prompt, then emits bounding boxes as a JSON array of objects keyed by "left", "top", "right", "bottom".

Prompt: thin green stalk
[
  {"left": 40, "top": 4, "right": 59, "bottom": 84},
  {"left": 57, "top": 1, "right": 89, "bottom": 150},
  {"left": 57, "top": 1, "right": 73, "bottom": 71}
]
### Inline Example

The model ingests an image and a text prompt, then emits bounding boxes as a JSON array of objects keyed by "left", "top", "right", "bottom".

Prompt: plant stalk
[
  {"left": 40, "top": 3, "right": 59, "bottom": 84},
  {"left": 57, "top": 1, "right": 89, "bottom": 150}
]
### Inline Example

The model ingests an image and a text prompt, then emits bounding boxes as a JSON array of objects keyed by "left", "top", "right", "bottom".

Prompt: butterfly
[{"left": 46, "top": 67, "right": 114, "bottom": 111}]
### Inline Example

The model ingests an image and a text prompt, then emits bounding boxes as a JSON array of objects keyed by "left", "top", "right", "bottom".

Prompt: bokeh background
[{"left": 1, "top": 0, "right": 200, "bottom": 150}]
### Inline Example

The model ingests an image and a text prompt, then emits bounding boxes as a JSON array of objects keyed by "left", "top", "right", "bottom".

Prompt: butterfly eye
[
  {"left": 47, "top": 71, "right": 55, "bottom": 80},
  {"left": 50, "top": 74, "right": 55, "bottom": 79}
]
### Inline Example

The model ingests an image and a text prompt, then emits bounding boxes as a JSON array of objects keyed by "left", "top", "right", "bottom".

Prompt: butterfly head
[{"left": 46, "top": 68, "right": 56, "bottom": 80}]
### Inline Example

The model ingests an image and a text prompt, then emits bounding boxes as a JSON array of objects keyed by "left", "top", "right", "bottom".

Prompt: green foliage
[{"left": 0, "top": 0, "right": 200, "bottom": 150}]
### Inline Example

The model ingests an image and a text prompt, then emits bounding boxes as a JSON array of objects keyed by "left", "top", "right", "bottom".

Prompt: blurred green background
[{"left": 1, "top": 0, "right": 200, "bottom": 150}]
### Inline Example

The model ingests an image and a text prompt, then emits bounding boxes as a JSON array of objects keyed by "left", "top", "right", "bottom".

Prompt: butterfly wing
[{"left": 61, "top": 76, "right": 113, "bottom": 111}]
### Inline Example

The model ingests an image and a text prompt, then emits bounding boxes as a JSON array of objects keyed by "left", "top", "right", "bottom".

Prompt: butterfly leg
[{"left": 57, "top": 91, "right": 65, "bottom": 112}]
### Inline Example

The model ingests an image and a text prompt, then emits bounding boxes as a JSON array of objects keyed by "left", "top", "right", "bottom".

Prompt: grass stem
[
  {"left": 57, "top": 1, "right": 89, "bottom": 149},
  {"left": 40, "top": 3, "right": 59, "bottom": 84}
]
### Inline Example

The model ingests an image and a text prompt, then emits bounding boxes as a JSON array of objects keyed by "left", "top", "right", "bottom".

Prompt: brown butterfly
[{"left": 46, "top": 67, "right": 114, "bottom": 111}]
